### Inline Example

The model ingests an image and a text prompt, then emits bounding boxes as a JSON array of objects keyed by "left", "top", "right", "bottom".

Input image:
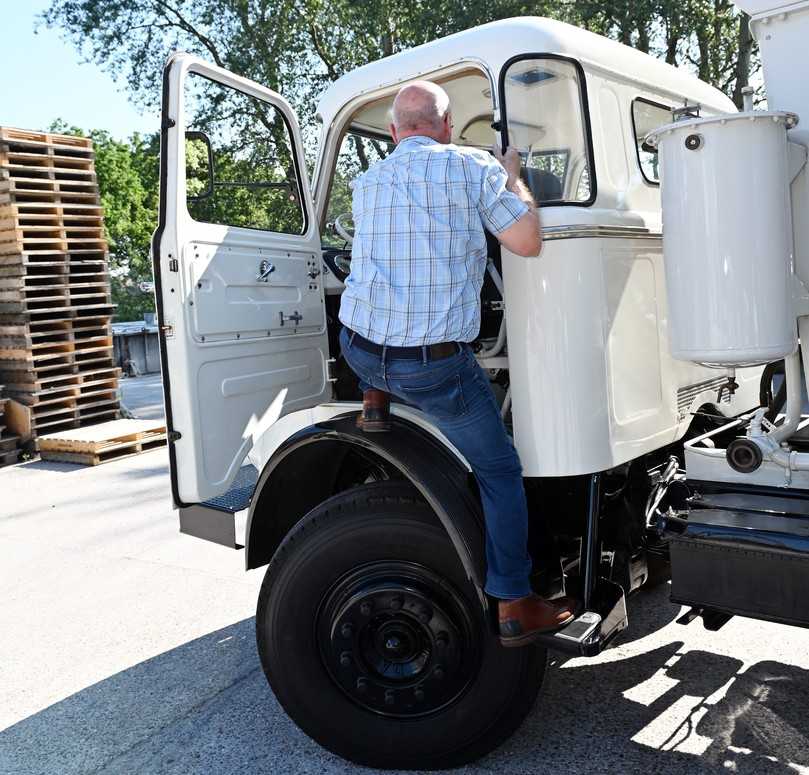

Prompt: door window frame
[
  {"left": 497, "top": 53, "right": 598, "bottom": 208},
  {"left": 630, "top": 96, "right": 672, "bottom": 187},
  {"left": 182, "top": 69, "right": 310, "bottom": 236}
]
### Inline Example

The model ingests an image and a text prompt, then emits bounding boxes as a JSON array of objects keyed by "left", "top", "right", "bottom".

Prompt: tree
[
  {"left": 50, "top": 121, "right": 159, "bottom": 321},
  {"left": 42, "top": 0, "right": 757, "bottom": 118}
]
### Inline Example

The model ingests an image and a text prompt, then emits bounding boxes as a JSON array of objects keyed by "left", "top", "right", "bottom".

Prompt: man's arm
[{"left": 492, "top": 146, "right": 541, "bottom": 257}]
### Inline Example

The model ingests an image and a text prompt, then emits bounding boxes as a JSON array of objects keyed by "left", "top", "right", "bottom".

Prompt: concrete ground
[
  {"left": 119, "top": 373, "right": 165, "bottom": 421},
  {"left": 2, "top": 375, "right": 809, "bottom": 774}
]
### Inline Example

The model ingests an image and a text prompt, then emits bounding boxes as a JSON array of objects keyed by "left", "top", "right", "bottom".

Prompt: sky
[{"left": 0, "top": 1, "right": 158, "bottom": 140}]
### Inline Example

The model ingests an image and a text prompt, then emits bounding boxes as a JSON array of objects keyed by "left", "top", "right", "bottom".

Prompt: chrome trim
[
  {"left": 677, "top": 376, "right": 732, "bottom": 412},
  {"left": 542, "top": 224, "right": 661, "bottom": 241}
]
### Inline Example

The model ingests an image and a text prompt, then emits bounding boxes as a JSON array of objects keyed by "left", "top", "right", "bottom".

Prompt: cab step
[
  {"left": 178, "top": 465, "right": 258, "bottom": 549},
  {"left": 533, "top": 577, "right": 628, "bottom": 656}
]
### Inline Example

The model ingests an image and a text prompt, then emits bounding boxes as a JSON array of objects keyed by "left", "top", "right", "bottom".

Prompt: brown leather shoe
[
  {"left": 498, "top": 595, "right": 575, "bottom": 647},
  {"left": 356, "top": 389, "right": 392, "bottom": 432}
]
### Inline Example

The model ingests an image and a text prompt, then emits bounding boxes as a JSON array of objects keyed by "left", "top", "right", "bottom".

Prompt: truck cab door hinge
[
  {"left": 168, "top": 430, "right": 182, "bottom": 442},
  {"left": 327, "top": 357, "right": 338, "bottom": 383}
]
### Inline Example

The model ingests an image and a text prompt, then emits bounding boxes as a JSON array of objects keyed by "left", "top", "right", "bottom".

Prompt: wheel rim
[{"left": 317, "top": 561, "right": 481, "bottom": 718}]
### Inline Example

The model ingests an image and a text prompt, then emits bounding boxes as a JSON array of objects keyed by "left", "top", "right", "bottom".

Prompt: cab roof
[{"left": 315, "top": 16, "right": 736, "bottom": 126}]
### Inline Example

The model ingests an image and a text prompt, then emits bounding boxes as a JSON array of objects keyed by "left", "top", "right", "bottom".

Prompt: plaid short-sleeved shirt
[{"left": 338, "top": 135, "right": 529, "bottom": 347}]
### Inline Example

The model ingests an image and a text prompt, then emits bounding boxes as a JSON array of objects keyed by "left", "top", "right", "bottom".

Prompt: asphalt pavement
[{"left": 2, "top": 375, "right": 809, "bottom": 774}]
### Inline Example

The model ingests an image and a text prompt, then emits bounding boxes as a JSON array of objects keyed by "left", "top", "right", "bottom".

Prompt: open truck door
[{"left": 152, "top": 53, "right": 329, "bottom": 508}]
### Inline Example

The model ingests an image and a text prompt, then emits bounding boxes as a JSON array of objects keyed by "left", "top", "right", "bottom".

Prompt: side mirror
[{"left": 185, "top": 131, "right": 214, "bottom": 200}]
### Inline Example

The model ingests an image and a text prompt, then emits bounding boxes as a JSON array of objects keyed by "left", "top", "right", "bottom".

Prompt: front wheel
[{"left": 256, "top": 482, "right": 546, "bottom": 769}]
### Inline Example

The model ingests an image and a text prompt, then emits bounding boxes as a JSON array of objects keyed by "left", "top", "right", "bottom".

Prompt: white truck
[{"left": 152, "top": 7, "right": 809, "bottom": 769}]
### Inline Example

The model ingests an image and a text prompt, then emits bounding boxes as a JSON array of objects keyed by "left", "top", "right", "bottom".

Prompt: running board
[
  {"left": 178, "top": 465, "right": 258, "bottom": 549},
  {"left": 535, "top": 578, "right": 627, "bottom": 656}
]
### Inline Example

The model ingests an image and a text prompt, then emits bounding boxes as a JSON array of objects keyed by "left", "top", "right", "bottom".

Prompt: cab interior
[{"left": 318, "top": 60, "right": 594, "bottom": 409}]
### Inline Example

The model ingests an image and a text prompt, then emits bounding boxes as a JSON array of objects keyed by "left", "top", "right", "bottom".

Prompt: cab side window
[
  {"left": 501, "top": 57, "right": 594, "bottom": 204},
  {"left": 632, "top": 98, "right": 672, "bottom": 184},
  {"left": 183, "top": 72, "right": 306, "bottom": 234}
]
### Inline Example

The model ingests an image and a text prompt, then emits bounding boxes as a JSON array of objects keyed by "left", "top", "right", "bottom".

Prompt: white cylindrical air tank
[{"left": 647, "top": 111, "right": 798, "bottom": 366}]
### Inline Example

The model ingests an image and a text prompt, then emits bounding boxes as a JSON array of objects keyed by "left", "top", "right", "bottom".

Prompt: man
[{"left": 339, "top": 81, "right": 574, "bottom": 646}]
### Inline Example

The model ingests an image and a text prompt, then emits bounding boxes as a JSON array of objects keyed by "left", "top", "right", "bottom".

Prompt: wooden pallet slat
[
  {"left": 39, "top": 418, "right": 164, "bottom": 465},
  {"left": 0, "top": 126, "right": 119, "bottom": 446}
]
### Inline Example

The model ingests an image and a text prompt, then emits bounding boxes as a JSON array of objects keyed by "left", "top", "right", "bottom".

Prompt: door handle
[
  {"left": 257, "top": 259, "right": 276, "bottom": 282},
  {"left": 279, "top": 310, "right": 303, "bottom": 327}
]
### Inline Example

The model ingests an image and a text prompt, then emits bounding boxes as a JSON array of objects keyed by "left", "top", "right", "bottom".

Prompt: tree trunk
[
  {"left": 636, "top": 22, "right": 650, "bottom": 54},
  {"left": 731, "top": 12, "right": 753, "bottom": 108}
]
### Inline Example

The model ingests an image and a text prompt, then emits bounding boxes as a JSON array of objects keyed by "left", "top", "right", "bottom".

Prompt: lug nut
[
  {"left": 418, "top": 607, "right": 432, "bottom": 623},
  {"left": 390, "top": 596, "right": 403, "bottom": 611},
  {"left": 356, "top": 678, "right": 368, "bottom": 693},
  {"left": 340, "top": 651, "right": 352, "bottom": 667},
  {"left": 340, "top": 622, "right": 354, "bottom": 638},
  {"left": 360, "top": 601, "right": 373, "bottom": 616},
  {"left": 385, "top": 690, "right": 395, "bottom": 705},
  {"left": 436, "top": 632, "right": 448, "bottom": 648},
  {"left": 414, "top": 687, "right": 425, "bottom": 702},
  {"left": 433, "top": 665, "right": 445, "bottom": 680}
]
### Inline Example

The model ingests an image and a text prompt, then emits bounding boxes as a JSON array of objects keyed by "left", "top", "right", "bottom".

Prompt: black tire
[{"left": 256, "top": 481, "right": 546, "bottom": 770}]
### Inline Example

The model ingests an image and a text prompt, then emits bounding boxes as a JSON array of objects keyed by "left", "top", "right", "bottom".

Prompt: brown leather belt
[{"left": 346, "top": 329, "right": 462, "bottom": 361}]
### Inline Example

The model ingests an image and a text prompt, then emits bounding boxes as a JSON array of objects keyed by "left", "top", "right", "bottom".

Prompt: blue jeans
[{"left": 340, "top": 327, "right": 532, "bottom": 600}]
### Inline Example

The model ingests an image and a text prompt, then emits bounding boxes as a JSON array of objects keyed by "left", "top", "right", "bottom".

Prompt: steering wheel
[{"left": 334, "top": 212, "right": 355, "bottom": 244}]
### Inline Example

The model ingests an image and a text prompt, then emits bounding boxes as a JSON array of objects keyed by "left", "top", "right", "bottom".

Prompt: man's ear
[{"left": 390, "top": 123, "right": 399, "bottom": 144}]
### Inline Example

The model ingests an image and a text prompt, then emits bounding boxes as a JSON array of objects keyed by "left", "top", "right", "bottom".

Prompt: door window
[
  {"left": 500, "top": 56, "right": 595, "bottom": 205},
  {"left": 183, "top": 72, "right": 306, "bottom": 234},
  {"left": 631, "top": 98, "right": 672, "bottom": 184}
]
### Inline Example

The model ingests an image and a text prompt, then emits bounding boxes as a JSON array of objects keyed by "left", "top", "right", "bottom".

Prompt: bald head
[{"left": 390, "top": 81, "right": 452, "bottom": 144}]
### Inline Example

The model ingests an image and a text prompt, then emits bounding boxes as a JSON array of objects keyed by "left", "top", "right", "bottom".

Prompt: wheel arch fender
[{"left": 245, "top": 414, "right": 487, "bottom": 594}]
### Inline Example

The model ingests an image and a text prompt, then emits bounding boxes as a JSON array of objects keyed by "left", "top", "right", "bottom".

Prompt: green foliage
[
  {"left": 41, "top": 0, "right": 757, "bottom": 118},
  {"left": 182, "top": 73, "right": 306, "bottom": 234},
  {"left": 49, "top": 120, "right": 158, "bottom": 321}
]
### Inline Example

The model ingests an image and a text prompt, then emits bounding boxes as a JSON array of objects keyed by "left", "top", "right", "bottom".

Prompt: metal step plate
[
  {"left": 178, "top": 465, "right": 258, "bottom": 549},
  {"left": 201, "top": 465, "right": 258, "bottom": 513}
]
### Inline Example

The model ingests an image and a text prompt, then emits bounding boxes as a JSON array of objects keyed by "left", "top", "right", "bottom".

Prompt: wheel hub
[{"left": 317, "top": 562, "right": 478, "bottom": 718}]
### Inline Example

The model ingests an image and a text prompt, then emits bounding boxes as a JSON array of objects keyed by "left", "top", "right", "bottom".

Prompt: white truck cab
[{"left": 152, "top": 14, "right": 808, "bottom": 769}]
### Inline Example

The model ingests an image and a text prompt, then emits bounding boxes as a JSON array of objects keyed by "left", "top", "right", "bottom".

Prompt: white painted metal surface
[
  {"left": 648, "top": 112, "right": 798, "bottom": 365},
  {"left": 736, "top": 1, "right": 809, "bottom": 318},
  {"left": 164, "top": 18, "right": 771, "bottom": 497},
  {"left": 685, "top": 414, "right": 809, "bottom": 489},
  {"left": 503, "top": 229, "right": 760, "bottom": 477},
  {"left": 157, "top": 54, "right": 330, "bottom": 503}
]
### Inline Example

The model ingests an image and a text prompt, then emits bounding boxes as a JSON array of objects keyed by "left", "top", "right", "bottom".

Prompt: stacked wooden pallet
[
  {"left": 0, "top": 126, "right": 120, "bottom": 440},
  {"left": 39, "top": 418, "right": 166, "bottom": 466},
  {"left": 0, "top": 387, "right": 20, "bottom": 467}
]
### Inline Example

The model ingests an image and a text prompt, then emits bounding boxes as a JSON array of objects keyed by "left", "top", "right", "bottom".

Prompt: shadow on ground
[{"left": 3, "top": 589, "right": 808, "bottom": 775}]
